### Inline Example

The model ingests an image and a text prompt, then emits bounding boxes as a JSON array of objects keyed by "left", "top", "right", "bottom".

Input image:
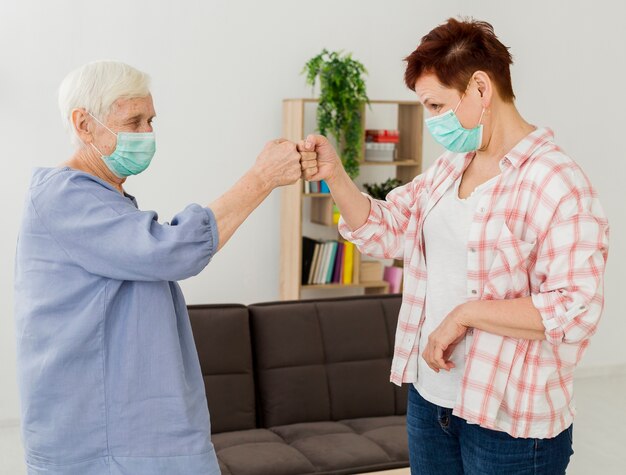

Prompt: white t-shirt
[{"left": 414, "top": 174, "right": 498, "bottom": 408}]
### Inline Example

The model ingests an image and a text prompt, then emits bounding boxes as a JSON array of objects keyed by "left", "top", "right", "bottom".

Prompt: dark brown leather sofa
[{"left": 188, "top": 294, "right": 409, "bottom": 475}]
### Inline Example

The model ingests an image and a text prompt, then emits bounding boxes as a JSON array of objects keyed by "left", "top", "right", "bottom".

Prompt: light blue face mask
[
  {"left": 89, "top": 113, "right": 156, "bottom": 178},
  {"left": 425, "top": 94, "right": 485, "bottom": 153}
]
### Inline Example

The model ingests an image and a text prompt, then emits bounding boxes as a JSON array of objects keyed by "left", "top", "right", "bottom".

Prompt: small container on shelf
[
  {"left": 383, "top": 265, "right": 403, "bottom": 293},
  {"left": 364, "top": 142, "right": 397, "bottom": 162},
  {"left": 365, "top": 129, "right": 400, "bottom": 162},
  {"left": 359, "top": 260, "right": 384, "bottom": 282},
  {"left": 365, "top": 129, "right": 400, "bottom": 143},
  {"left": 332, "top": 204, "right": 340, "bottom": 225}
]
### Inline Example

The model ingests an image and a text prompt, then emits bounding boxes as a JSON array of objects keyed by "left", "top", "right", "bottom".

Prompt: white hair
[{"left": 58, "top": 60, "right": 151, "bottom": 146}]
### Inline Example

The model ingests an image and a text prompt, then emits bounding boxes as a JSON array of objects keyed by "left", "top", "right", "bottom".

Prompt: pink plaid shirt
[{"left": 339, "top": 127, "right": 609, "bottom": 438}]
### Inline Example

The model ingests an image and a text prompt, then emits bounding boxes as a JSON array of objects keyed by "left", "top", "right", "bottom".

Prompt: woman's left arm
[
  {"left": 423, "top": 166, "right": 609, "bottom": 373},
  {"left": 459, "top": 297, "right": 546, "bottom": 339},
  {"left": 421, "top": 297, "right": 544, "bottom": 372},
  {"left": 424, "top": 219, "right": 609, "bottom": 373}
]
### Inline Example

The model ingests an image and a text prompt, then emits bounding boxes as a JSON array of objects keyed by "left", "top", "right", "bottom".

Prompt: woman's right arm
[
  {"left": 300, "top": 134, "right": 371, "bottom": 231},
  {"left": 31, "top": 140, "right": 303, "bottom": 283},
  {"left": 299, "top": 134, "right": 420, "bottom": 259},
  {"left": 209, "top": 139, "right": 302, "bottom": 252}
]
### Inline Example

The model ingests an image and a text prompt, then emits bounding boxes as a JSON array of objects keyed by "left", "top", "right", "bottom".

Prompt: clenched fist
[
  {"left": 297, "top": 134, "right": 343, "bottom": 184},
  {"left": 254, "top": 139, "right": 303, "bottom": 189}
]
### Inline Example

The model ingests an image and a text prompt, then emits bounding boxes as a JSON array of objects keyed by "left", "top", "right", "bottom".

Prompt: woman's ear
[
  {"left": 473, "top": 71, "right": 493, "bottom": 107},
  {"left": 71, "top": 108, "right": 93, "bottom": 144}
]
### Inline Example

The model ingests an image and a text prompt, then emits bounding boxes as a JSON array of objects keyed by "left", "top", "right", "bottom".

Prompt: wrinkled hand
[
  {"left": 297, "top": 134, "right": 343, "bottom": 183},
  {"left": 422, "top": 304, "right": 470, "bottom": 373},
  {"left": 255, "top": 138, "right": 303, "bottom": 189}
]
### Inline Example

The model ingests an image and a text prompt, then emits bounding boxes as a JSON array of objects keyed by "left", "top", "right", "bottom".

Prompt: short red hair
[{"left": 404, "top": 18, "right": 515, "bottom": 102}]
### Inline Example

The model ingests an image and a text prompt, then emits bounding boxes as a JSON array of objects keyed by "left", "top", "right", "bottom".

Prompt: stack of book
[
  {"left": 365, "top": 129, "right": 400, "bottom": 143},
  {"left": 302, "top": 237, "right": 356, "bottom": 285},
  {"left": 304, "top": 180, "right": 330, "bottom": 194},
  {"left": 364, "top": 129, "right": 399, "bottom": 162}
]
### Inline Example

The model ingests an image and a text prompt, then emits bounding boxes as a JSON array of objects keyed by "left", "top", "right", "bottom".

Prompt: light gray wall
[{"left": 1, "top": 0, "right": 624, "bottom": 422}]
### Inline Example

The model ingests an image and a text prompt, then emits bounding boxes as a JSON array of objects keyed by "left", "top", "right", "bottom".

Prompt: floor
[{"left": 1, "top": 374, "right": 625, "bottom": 475}]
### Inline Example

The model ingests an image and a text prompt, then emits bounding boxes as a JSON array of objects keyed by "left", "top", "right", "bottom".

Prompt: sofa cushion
[
  {"left": 270, "top": 421, "right": 390, "bottom": 472},
  {"left": 249, "top": 294, "right": 406, "bottom": 427},
  {"left": 339, "top": 416, "right": 409, "bottom": 461},
  {"left": 316, "top": 299, "right": 396, "bottom": 421},
  {"left": 250, "top": 302, "right": 331, "bottom": 426},
  {"left": 212, "top": 417, "right": 408, "bottom": 475},
  {"left": 188, "top": 304, "right": 256, "bottom": 433},
  {"left": 213, "top": 429, "right": 317, "bottom": 475},
  {"left": 212, "top": 428, "right": 283, "bottom": 451}
]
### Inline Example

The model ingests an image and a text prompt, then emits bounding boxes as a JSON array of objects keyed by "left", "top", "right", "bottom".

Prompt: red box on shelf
[{"left": 365, "top": 129, "right": 400, "bottom": 144}]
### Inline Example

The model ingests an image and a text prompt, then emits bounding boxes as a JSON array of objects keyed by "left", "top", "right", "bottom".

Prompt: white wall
[{"left": 1, "top": 0, "right": 624, "bottom": 422}]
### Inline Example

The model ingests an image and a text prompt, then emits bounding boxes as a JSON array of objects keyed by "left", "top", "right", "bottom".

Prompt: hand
[
  {"left": 254, "top": 139, "right": 302, "bottom": 189},
  {"left": 299, "top": 151, "right": 318, "bottom": 181},
  {"left": 422, "top": 304, "right": 470, "bottom": 373},
  {"left": 297, "top": 134, "right": 344, "bottom": 184}
]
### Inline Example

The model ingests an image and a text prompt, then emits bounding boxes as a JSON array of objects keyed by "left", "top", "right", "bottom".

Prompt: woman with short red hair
[{"left": 299, "top": 17, "right": 609, "bottom": 474}]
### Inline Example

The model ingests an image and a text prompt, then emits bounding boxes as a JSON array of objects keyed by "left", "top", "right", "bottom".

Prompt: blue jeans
[{"left": 406, "top": 385, "right": 573, "bottom": 475}]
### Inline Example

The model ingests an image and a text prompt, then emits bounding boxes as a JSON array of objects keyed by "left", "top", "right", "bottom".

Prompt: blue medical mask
[
  {"left": 89, "top": 113, "right": 156, "bottom": 178},
  {"left": 425, "top": 95, "right": 485, "bottom": 153}
]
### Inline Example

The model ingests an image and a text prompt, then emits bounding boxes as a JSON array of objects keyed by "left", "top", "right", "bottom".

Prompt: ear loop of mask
[
  {"left": 477, "top": 107, "right": 486, "bottom": 125},
  {"left": 453, "top": 88, "right": 486, "bottom": 127},
  {"left": 453, "top": 93, "right": 466, "bottom": 114},
  {"left": 87, "top": 112, "right": 117, "bottom": 157},
  {"left": 453, "top": 77, "right": 474, "bottom": 114}
]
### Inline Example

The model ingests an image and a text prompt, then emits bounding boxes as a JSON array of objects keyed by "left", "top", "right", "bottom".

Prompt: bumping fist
[
  {"left": 255, "top": 138, "right": 321, "bottom": 190},
  {"left": 256, "top": 138, "right": 303, "bottom": 189},
  {"left": 299, "top": 150, "right": 318, "bottom": 181},
  {"left": 297, "top": 134, "right": 342, "bottom": 183}
]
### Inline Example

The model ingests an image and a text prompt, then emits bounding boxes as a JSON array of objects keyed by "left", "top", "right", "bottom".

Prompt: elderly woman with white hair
[{"left": 13, "top": 61, "right": 316, "bottom": 475}]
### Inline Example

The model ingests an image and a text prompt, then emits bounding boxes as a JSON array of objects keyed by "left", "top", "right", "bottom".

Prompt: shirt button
[
  {"left": 470, "top": 248, "right": 476, "bottom": 253},
  {"left": 479, "top": 207, "right": 486, "bottom": 213},
  {"left": 579, "top": 305, "right": 586, "bottom": 310},
  {"left": 471, "top": 290, "right": 478, "bottom": 295}
]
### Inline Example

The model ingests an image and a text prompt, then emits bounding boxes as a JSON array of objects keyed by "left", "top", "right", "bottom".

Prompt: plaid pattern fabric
[{"left": 339, "top": 127, "right": 609, "bottom": 438}]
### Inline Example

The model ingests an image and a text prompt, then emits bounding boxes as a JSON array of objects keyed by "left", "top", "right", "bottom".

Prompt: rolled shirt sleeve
[
  {"left": 338, "top": 177, "right": 423, "bottom": 260},
  {"left": 30, "top": 169, "right": 219, "bottom": 282},
  {"left": 531, "top": 188, "right": 609, "bottom": 345}
]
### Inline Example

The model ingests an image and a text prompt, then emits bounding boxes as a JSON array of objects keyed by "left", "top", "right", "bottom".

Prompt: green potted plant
[
  {"left": 363, "top": 178, "right": 402, "bottom": 200},
  {"left": 303, "top": 49, "right": 369, "bottom": 178}
]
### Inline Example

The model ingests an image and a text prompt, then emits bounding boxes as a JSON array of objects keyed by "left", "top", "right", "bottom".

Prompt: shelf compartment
[
  {"left": 302, "top": 281, "right": 389, "bottom": 290},
  {"left": 310, "top": 197, "right": 336, "bottom": 226},
  {"left": 361, "top": 159, "right": 420, "bottom": 167},
  {"left": 280, "top": 98, "right": 422, "bottom": 300},
  {"left": 303, "top": 193, "right": 333, "bottom": 198}
]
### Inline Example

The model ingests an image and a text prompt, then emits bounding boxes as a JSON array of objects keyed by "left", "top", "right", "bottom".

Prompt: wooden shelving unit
[{"left": 279, "top": 99, "right": 423, "bottom": 300}]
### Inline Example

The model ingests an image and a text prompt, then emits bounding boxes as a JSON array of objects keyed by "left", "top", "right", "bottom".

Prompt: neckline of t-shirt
[
  {"left": 454, "top": 173, "right": 500, "bottom": 202},
  {"left": 53, "top": 166, "right": 136, "bottom": 202}
]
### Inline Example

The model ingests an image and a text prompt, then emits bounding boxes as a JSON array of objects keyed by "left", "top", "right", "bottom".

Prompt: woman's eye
[{"left": 431, "top": 104, "right": 442, "bottom": 112}]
